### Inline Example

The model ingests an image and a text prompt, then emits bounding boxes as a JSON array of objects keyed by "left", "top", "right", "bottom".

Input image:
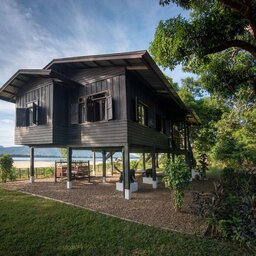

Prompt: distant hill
[
  {"left": 0, "top": 146, "right": 128, "bottom": 159},
  {"left": 0, "top": 146, "right": 91, "bottom": 158}
]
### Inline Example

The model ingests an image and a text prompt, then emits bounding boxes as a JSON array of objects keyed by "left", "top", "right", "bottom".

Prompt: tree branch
[
  {"left": 218, "top": 0, "right": 256, "bottom": 38},
  {"left": 182, "top": 40, "right": 256, "bottom": 59},
  {"left": 205, "top": 40, "right": 256, "bottom": 59}
]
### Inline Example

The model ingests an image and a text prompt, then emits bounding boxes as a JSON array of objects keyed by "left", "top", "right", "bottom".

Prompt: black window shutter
[
  {"left": 83, "top": 98, "right": 87, "bottom": 122},
  {"left": 148, "top": 108, "right": 155, "bottom": 128},
  {"left": 32, "top": 102, "right": 39, "bottom": 125},
  {"left": 70, "top": 103, "right": 79, "bottom": 124},
  {"left": 107, "top": 95, "right": 113, "bottom": 120},
  {"left": 87, "top": 100, "right": 94, "bottom": 122},
  {"left": 16, "top": 108, "right": 28, "bottom": 127}
]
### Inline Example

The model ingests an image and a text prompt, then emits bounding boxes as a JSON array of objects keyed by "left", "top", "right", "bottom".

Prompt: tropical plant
[
  {"left": 193, "top": 169, "right": 256, "bottom": 249},
  {"left": 197, "top": 153, "right": 209, "bottom": 179},
  {"left": 163, "top": 156, "right": 191, "bottom": 211},
  {"left": 0, "top": 154, "right": 14, "bottom": 183}
]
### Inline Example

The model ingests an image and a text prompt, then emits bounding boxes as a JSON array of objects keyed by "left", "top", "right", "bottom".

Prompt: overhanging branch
[
  {"left": 218, "top": 0, "right": 256, "bottom": 38},
  {"left": 205, "top": 40, "right": 256, "bottom": 59}
]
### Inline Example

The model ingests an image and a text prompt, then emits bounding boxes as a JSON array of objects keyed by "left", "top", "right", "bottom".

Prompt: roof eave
[{"left": 44, "top": 50, "right": 147, "bottom": 70}]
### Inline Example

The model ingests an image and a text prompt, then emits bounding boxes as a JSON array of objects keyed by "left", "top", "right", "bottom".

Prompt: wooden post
[
  {"left": 102, "top": 151, "right": 106, "bottom": 183},
  {"left": 123, "top": 144, "right": 131, "bottom": 199},
  {"left": 152, "top": 149, "right": 157, "bottom": 189},
  {"left": 29, "top": 146, "right": 35, "bottom": 183},
  {"left": 111, "top": 154, "right": 114, "bottom": 176},
  {"left": 54, "top": 161, "right": 57, "bottom": 183},
  {"left": 67, "top": 147, "right": 72, "bottom": 189},
  {"left": 170, "top": 122, "right": 175, "bottom": 162},
  {"left": 142, "top": 153, "right": 146, "bottom": 170},
  {"left": 156, "top": 153, "right": 159, "bottom": 168},
  {"left": 184, "top": 122, "right": 189, "bottom": 165},
  {"left": 92, "top": 151, "right": 96, "bottom": 176},
  {"left": 186, "top": 122, "right": 192, "bottom": 171}
]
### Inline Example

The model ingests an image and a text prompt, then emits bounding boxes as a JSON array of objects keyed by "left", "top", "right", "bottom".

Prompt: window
[
  {"left": 16, "top": 101, "right": 39, "bottom": 127},
  {"left": 137, "top": 102, "right": 148, "bottom": 126},
  {"left": 76, "top": 91, "right": 113, "bottom": 124}
]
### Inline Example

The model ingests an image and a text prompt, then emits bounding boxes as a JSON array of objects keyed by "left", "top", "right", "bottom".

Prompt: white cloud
[{"left": 0, "top": 118, "right": 15, "bottom": 147}]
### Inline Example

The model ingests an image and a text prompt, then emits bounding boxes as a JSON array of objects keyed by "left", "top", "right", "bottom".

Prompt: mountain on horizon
[{"left": 0, "top": 145, "right": 93, "bottom": 158}]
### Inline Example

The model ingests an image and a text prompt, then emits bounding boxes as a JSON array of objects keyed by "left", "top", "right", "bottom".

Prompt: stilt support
[
  {"left": 152, "top": 149, "right": 157, "bottom": 189},
  {"left": 102, "top": 151, "right": 106, "bottom": 183},
  {"left": 67, "top": 147, "right": 73, "bottom": 189},
  {"left": 123, "top": 144, "right": 131, "bottom": 199},
  {"left": 29, "top": 147, "right": 35, "bottom": 183}
]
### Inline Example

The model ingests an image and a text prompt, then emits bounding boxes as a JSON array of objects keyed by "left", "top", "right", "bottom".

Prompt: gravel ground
[{"left": 1, "top": 176, "right": 212, "bottom": 235}]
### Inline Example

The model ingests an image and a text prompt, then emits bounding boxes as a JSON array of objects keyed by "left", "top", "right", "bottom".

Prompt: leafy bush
[
  {"left": 0, "top": 154, "right": 14, "bottom": 183},
  {"left": 8, "top": 168, "right": 17, "bottom": 181},
  {"left": 193, "top": 169, "right": 256, "bottom": 249},
  {"left": 44, "top": 167, "right": 54, "bottom": 178},
  {"left": 197, "top": 153, "right": 209, "bottom": 179},
  {"left": 163, "top": 156, "right": 191, "bottom": 211}
]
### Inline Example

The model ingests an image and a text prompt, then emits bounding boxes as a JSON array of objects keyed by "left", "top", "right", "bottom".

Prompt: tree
[
  {"left": 177, "top": 77, "right": 226, "bottom": 155},
  {"left": 155, "top": 0, "right": 256, "bottom": 60},
  {"left": 59, "top": 148, "right": 67, "bottom": 159},
  {"left": 0, "top": 154, "right": 14, "bottom": 183},
  {"left": 213, "top": 90, "right": 256, "bottom": 167},
  {"left": 150, "top": 1, "right": 256, "bottom": 96}
]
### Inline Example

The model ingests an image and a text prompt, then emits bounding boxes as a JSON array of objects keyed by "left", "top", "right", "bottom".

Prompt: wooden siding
[
  {"left": 15, "top": 78, "right": 53, "bottom": 145},
  {"left": 127, "top": 121, "right": 169, "bottom": 150},
  {"left": 15, "top": 126, "right": 53, "bottom": 145},
  {"left": 69, "top": 120, "right": 127, "bottom": 147}
]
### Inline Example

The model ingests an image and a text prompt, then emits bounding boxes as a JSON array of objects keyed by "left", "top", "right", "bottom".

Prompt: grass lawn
[{"left": 0, "top": 188, "right": 250, "bottom": 256}]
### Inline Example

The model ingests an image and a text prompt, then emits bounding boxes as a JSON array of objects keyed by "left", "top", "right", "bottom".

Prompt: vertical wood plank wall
[{"left": 15, "top": 78, "right": 53, "bottom": 145}]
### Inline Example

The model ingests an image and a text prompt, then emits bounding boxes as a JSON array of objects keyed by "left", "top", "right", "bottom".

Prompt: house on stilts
[{"left": 0, "top": 50, "right": 199, "bottom": 199}]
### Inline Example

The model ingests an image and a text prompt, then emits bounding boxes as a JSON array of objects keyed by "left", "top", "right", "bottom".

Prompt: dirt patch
[{"left": 1, "top": 176, "right": 214, "bottom": 235}]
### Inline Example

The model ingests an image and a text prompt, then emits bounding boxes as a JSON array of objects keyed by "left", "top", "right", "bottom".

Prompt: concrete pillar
[
  {"left": 123, "top": 144, "right": 131, "bottom": 199},
  {"left": 67, "top": 147, "right": 72, "bottom": 189},
  {"left": 29, "top": 146, "right": 35, "bottom": 183}
]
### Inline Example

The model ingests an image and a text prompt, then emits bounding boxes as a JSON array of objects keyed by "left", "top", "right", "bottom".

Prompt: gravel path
[{"left": 1, "top": 176, "right": 209, "bottom": 235}]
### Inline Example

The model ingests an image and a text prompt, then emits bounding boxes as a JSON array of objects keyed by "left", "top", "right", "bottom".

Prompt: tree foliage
[
  {"left": 177, "top": 77, "right": 226, "bottom": 155},
  {"left": 0, "top": 154, "right": 14, "bottom": 183},
  {"left": 155, "top": 0, "right": 256, "bottom": 60},
  {"left": 151, "top": 0, "right": 256, "bottom": 97}
]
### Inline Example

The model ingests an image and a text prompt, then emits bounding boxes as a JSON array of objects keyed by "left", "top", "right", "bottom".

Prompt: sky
[{"left": 0, "top": 0, "right": 189, "bottom": 147}]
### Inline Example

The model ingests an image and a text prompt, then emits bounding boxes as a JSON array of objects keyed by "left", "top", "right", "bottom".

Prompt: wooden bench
[{"left": 55, "top": 161, "right": 91, "bottom": 182}]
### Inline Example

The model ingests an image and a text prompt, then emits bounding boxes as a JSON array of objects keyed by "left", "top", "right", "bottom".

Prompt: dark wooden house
[{"left": 0, "top": 51, "right": 199, "bottom": 199}]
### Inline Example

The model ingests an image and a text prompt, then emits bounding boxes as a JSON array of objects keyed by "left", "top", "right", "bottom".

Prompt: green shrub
[
  {"left": 193, "top": 169, "right": 256, "bottom": 249},
  {"left": 8, "top": 167, "right": 17, "bottom": 181},
  {"left": 163, "top": 156, "right": 191, "bottom": 211},
  {"left": 222, "top": 167, "right": 235, "bottom": 179},
  {"left": 44, "top": 167, "right": 54, "bottom": 178},
  {"left": 0, "top": 154, "right": 14, "bottom": 183}
]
